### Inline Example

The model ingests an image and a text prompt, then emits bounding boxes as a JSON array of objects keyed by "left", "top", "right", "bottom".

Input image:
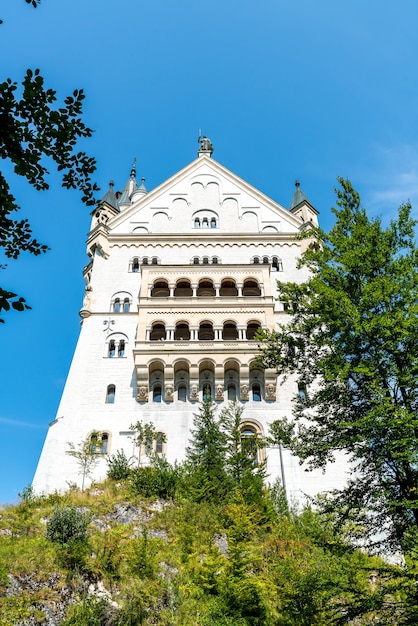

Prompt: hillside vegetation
[{"left": 0, "top": 466, "right": 416, "bottom": 624}]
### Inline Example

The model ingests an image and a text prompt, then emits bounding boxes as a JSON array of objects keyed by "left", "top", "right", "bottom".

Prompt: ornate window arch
[
  {"left": 105, "top": 333, "right": 128, "bottom": 358},
  {"left": 90, "top": 431, "right": 111, "bottom": 455},
  {"left": 219, "top": 278, "right": 238, "bottom": 296},
  {"left": 243, "top": 279, "right": 261, "bottom": 296},
  {"left": 151, "top": 279, "right": 169, "bottom": 297},
  {"left": 240, "top": 420, "right": 265, "bottom": 465},
  {"left": 150, "top": 322, "right": 166, "bottom": 341},
  {"left": 174, "top": 279, "right": 192, "bottom": 297},
  {"left": 110, "top": 291, "right": 133, "bottom": 312}
]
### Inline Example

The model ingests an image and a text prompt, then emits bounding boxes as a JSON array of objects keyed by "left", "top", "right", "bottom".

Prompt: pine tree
[{"left": 185, "top": 399, "right": 230, "bottom": 503}]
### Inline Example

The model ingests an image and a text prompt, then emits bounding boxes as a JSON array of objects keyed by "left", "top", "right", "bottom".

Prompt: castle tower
[{"left": 32, "top": 141, "right": 347, "bottom": 501}]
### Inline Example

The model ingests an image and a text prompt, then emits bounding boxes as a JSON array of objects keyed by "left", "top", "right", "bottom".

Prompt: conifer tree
[
  {"left": 185, "top": 398, "right": 230, "bottom": 502},
  {"left": 259, "top": 178, "right": 418, "bottom": 550}
]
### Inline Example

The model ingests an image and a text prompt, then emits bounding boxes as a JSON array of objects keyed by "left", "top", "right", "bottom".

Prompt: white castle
[{"left": 33, "top": 138, "right": 347, "bottom": 501}]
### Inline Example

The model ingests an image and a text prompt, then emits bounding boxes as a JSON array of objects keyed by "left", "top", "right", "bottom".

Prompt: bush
[
  {"left": 129, "top": 457, "right": 179, "bottom": 499},
  {"left": 62, "top": 596, "right": 115, "bottom": 625},
  {"left": 107, "top": 449, "right": 132, "bottom": 480},
  {"left": 45, "top": 506, "right": 90, "bottom": 546}
]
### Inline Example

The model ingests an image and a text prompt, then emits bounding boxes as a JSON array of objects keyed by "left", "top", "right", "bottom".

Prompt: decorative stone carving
[
  {"left": 216, "top": 384, "right": 224, "bottom": 400},
  {"left": 190, "top": 383, "right": 198, "bottom": 400},
  {"left": 240, "top": 384, "right": 249, "bottom": 400},
  {"left": 137, "top": 385, "right": 149, "bottom": 402},
  {"left": 165, "top": 384, "right": 174, "bottom": 401},
  {"left": 265, "top": 383, "right": 276, "bottom": 400}
]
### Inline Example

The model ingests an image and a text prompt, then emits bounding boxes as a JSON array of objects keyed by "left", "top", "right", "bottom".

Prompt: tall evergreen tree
[
  {"left": 185, "top": 398, "right": 230, "bottom": 502},
  {"left": 259, "top": 178, "right": 418, "bottom": 549}
]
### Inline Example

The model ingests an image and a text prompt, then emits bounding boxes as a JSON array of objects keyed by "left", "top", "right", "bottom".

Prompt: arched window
[
  {"left": 123, "top": 298, "right": 130, "bottom": 313},
  {"left": 150, "top": 323, "right": 166, "bottom": 341},
  {"left": 202, "top": 217, "right": 209, "bottom": 228},
  {"left": 220, "top": 279, "right": 238, "bottom": 296},
  {"left": 118, "top": 340, "right": 125, "bottom": 357},
  {"left": 198, "top": 322, "right": 214, "bottom": 341},
  {"left": 132, "top": 258, "right": 140, "bottom": 272},
  {"left": 113, "top": 298, "right": 121, "bottom": 313},
  {"left": 227, "top": 384, "right": 237, "bottom": 401},
  {"left": 243, "top": 279, "right": 261, "bottom": 296},
  {"left": 253, "top": 257, "right": 260, "bottom": 264},
  {"left": 202, "top": 383, "right": 212, "bottom": 400},
  {"left": 178, "top": 384, "right": 187, "bottom": 402},
  {"left": 100, "top": 433, "right": 109, "bottom": 454},
  {"left": 298, "top": 383, "right": 307, "bottom": 403},
  {"left": 175, "top": 322, "right": 190, "bottom": 341},
  {"left": 203, "top": 257, "right": 209, "bottom": 264},
  {"left": 106, "top": 384, "right": 116, "bottom": 404},
  {"left": 272, "top": 257, "right": 283, "bottom": 271},
  {"left": 240, "top": 425, "right": 258, "bottom": 464},
  {"left": 152, "top": 257, "right": 158, "bottom": 265},
  {"left": 252, "top": 383, "right": 261, "bottom": 402},
  {"left": 263, "top": 256, "right": 269, "bottom": 264},
  {"left": 91, "top": 432, "right": 109, "bottom": 455},
  {"left": 223, "top": 322, "right": 238, "bottom": 341},
  {"left": 153, "top": 385, "right": 162, "bottom": 403},
  {"left": 142, "top": 257, "right": 149, "bottom": 265},
  {"left": 151, "top": 280, "right": 169, "bottom": 297},
  {"left": 194, "top": 218, "right": 200, "bottom": 228},
  {"left": 108, "top": 340, "right": 116, "bottom": 358},
  {"left": 193, "top": 257, "right": 200, "bottom": 264},
  {"left": 210, "top": 217, "right": 217, "bottom": 228},
  {"left": 197, "top": 280, "right": 215, "bottom": 297},
  {"left": 174, "top": 280, "right": 193, "bottom": 297},
  {"left": 246, "top": 322, "right": 260, "bottom": 340},
  {"left": 155, "top": 432, "right": 164, "bottom": 455},
  {"left": 212, "top": 257, "right": 218, "bottom": 264}
]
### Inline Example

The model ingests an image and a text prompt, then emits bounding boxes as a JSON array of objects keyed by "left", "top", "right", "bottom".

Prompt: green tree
[
  {"left": 129, "top": 420, "right": 165, "bottom": 467},
  {"left": 66, "top": 432, "right": 100, "bottom": 491},
  {"left": 0, "top": 1, "right": 98, "bottom": 321},
  {"left": 259, "top": 178, "right": 418, "bottom": 550},
  {"left": 221, "top": 401, "right": 266, "bottom": 505},
  {"left": 185, "top": 398, "right": 230, "bottom": 503}
]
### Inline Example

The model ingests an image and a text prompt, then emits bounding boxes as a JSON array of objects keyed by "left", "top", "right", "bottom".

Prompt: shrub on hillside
[
  {"left": 107, "top": 449, "right": 132, "bottom": 480},
  {"left": 129, "top": 457, "right": 180, "bottom": 499},
  {"left": 45, "top": 506, "right": 90, "bottom": 546}
]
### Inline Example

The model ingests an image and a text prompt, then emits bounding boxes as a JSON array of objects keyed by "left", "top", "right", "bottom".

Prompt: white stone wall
[{"left": 33, "top": 155, "right": 350, "bottom": 502}]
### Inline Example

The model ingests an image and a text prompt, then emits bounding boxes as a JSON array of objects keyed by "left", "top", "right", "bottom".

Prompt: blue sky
[{"left": 1, "top": 0, "right": 418, "bottom": 503}]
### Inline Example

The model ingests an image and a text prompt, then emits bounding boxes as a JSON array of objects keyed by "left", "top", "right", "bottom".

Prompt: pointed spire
[
  {"left": 99, "top": 180, "right": 119, "bottom": 211},
  {"left": 118, "top": 159, "right": 139, "bottom": 208},
  {"left": 290, "top": 179, "right": 309, "bottom": 210},
  {"left": 131, "top": 177, "right": 148, "bottom": 202}
]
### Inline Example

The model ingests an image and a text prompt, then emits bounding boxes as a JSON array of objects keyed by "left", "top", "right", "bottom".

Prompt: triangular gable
[{"left": 109, "top": 155, "right": 303, "bottom": 236}]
